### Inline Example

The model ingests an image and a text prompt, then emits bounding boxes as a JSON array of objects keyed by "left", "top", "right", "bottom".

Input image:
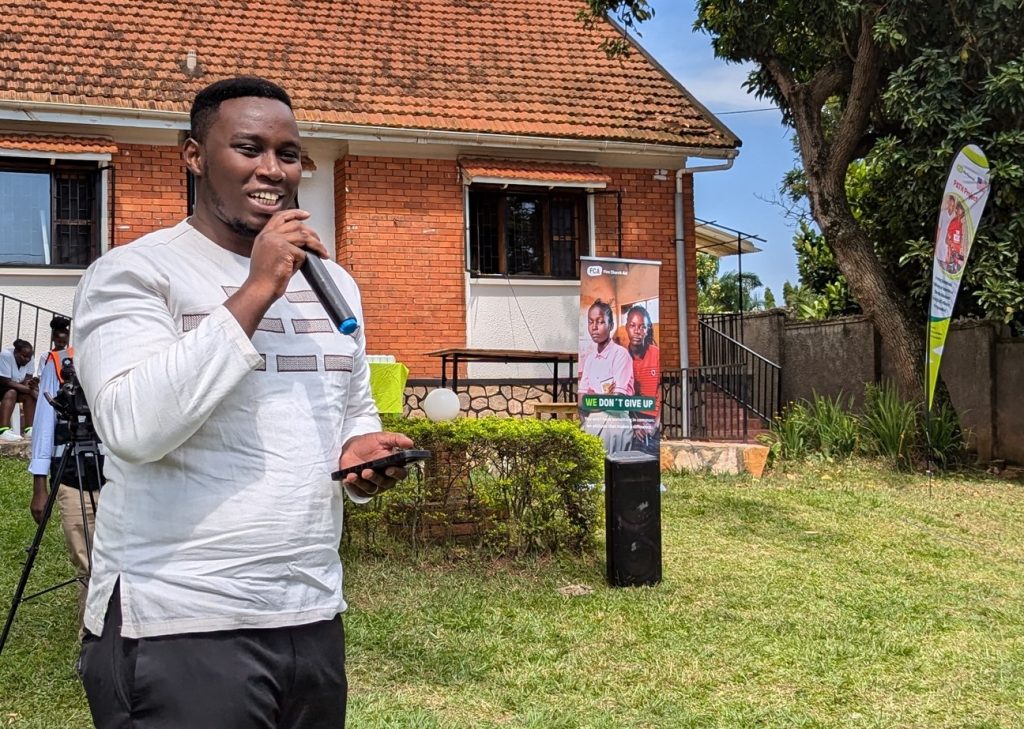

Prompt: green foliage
[
  {"left": 760, "top": 401, "right": 813, "bottom": 463},
  {"left": 923, "top": 401, "right": 970, "bottom": 471},
  {"left": 351, "top": 416, "right": 605, "bottom": 557},
  {"left": 783, "top": 221, "right": 860, "bottom": 320},
  {"left": 761, "top": 393, "right": 859, "bottom": 464},
  {"left": 807, "top": 392, "right": 860, "bottom": 459},
  {"left": 763, "top": 286, "right": 777, "bottom": 309},
  {"left": 861, "top": 381, "right": 920, "bottom": 469},
  {"left": 577, "top": 0, "right": 654, "bottom": 57},
  {"left": 697, "top": 252, "right": 766, "bottom": 313},
  {"left": 765, "top": 381, "right": 969, "bottom": 470}
]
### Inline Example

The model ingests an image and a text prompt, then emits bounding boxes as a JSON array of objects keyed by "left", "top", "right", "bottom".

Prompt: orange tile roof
[
  {"left": 0, "top": 0, "right": 738, "bottom": 150},
  {"left": 0, "top": 133, "right": 118, "bottom": 155},
  {"left": 460, "top": 158, "right": 612, "bottom": 185}
]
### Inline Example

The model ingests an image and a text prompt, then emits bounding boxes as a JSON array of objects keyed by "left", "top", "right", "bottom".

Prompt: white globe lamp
[{"left": 422, "top": 388, "right": 461, "bottom": 421}]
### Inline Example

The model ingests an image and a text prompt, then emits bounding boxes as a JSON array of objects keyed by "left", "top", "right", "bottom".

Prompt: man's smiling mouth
[{"left": 249, "top": 192, "right": 283, "bottom": 205}]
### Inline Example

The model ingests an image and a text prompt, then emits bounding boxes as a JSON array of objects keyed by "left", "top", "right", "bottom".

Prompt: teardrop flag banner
[{"left": 926, "top": 145, "right": 992, "bottom": 411}]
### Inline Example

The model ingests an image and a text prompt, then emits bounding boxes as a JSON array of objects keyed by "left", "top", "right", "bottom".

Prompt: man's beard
[{"left": 227, "top": 217, "right": 262, "bottom": 239}]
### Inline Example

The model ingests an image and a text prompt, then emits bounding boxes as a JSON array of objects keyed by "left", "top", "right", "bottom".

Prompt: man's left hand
[{"left": 339, "top": 431, "right": 415, "bottom": 498}]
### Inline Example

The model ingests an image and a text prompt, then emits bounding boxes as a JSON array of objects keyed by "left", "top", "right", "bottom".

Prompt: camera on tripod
[
  {"left": 46, "top": 357, "right": 92, "bottom": 425},
  {"left": 45, "top": 355, "right": 103, "bottom": 492}
]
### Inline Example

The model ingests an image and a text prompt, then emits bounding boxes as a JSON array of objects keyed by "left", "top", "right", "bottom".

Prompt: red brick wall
[
  {"left": 593, "top": 169, "right": 699, "bottom": 369},
  {"left": 110, "top": 144, "right": 188, "bottom": 246},
  {"left": 336, "top": 156, "right": 466, "bottom": 377}
]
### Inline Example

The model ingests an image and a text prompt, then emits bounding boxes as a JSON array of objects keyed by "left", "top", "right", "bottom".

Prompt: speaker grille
[{"left": 605, "top": 453, "right": 661, "bottom": 587}]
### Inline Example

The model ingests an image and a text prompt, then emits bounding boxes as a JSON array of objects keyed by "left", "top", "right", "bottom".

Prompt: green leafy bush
[
  {"left": 922, "top": 401, "right": 969, "bottom": 470},
  {"left": 807, "top": 392, "right": 859, "bottom": 458},
  {"left": 861, "top": 381, "right": 919, "bottom": 469},
  {"left": 345, "top": 416, "right": 605, "bottom": 556},
  {"left": 764, "top": 382, "right": 968, "bottom": 472}
]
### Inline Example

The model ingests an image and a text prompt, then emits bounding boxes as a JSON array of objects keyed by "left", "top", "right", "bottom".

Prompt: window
[
  {"left": 468, "top": 186, "right": 588, "bottom": 279},
  {"left": 0, "top": 160, "right": 101, "bottom": 267}
]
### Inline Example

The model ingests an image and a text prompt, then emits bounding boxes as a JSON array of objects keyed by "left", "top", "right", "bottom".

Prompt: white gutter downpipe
[{"left": 675, "top": 155, "right": 735, "bottom": 437}]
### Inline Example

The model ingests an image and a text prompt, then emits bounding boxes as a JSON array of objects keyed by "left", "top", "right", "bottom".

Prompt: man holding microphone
[{"left": 73, "top": 76, "right": 411, "bottom": 728}]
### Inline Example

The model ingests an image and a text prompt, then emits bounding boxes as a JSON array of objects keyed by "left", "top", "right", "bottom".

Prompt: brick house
[{"left": 0, "top": 0, "right": 739, "bottom": 395}]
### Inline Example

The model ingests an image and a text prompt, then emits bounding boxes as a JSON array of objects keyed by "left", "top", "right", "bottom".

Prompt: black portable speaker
[{"left": 604, "top": 451, "right": 661, "bottom": 587}]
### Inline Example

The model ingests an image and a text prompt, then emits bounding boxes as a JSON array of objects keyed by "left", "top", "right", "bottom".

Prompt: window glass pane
[
  {"left": 0, "top": 171, "right": 50, "bottom": 265},
  {"left": 469, "top": 189, "right": 500, "bottom": 274},
  {"left": 506, "top": 194, "right": 543, "bottom": 275}
]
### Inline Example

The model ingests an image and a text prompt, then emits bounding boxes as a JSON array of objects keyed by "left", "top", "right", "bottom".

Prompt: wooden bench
[{"left": 533, "top": 402, "right": 580, "bottom": 420}]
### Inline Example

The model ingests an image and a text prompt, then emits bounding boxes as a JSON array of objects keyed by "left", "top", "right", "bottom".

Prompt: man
[
  {"left": 73, "top": 76, "right": 412, "bottom": 728},
  {"left": 624, "top": 305, "right": 661, "bottom": 455},
  {"left": 578, "top": 299, "right": 634, "bottom": 454},
  {"left": 0, "top": 338, "right": 37, "bottom": 441},
  {"left": 28, "top": 315, "right": 98, "bottom": 637}
]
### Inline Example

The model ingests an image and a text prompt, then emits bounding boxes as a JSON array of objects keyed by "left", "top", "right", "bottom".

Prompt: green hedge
[{"left": 343, "top": 416, "right": 605, "bottom": 556}]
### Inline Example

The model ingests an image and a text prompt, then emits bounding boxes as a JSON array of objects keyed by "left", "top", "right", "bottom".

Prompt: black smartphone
[{"left": 331, "top": 449, "right": 431, "bottom": 481}]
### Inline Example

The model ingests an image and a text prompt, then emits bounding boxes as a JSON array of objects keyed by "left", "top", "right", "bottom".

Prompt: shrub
[
  {"left": 922, "top": 401, "right": 969, "bottom": 470},
  {"left": 345, "top": 415, "right": 605, "bottom": 556},
  {"left": 861, "top": 381, "right": 918, "bottom": 469},
  {"left": 760, "top": 401, "right": 813, "bottom": 463},
  {"left": 807, "top": 392, "right": 859, "bottom": 459}
]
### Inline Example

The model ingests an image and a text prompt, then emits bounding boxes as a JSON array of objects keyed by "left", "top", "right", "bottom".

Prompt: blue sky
[{"left": 635, "top": 3, "right": 801, "bottom": 300}]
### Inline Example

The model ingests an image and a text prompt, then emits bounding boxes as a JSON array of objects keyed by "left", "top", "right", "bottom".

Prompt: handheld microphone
[{"left": 300, "top": 253, "right": 359, "bottom": 336}]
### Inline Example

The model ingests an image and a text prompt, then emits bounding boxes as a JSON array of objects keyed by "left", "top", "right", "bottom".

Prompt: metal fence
[
  {"left": 661, "top": 363, "right": 753, "bottom": 441},
  {"left": 0, "top": 293, "right": 69, "bottom": 356}
]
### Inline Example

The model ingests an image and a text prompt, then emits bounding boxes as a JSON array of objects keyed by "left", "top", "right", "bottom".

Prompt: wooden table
[{"left": 425, "top": 347, "right": 577, "bottom": 401}]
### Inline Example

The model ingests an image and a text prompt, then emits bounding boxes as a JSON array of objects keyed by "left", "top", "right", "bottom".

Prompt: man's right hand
[
  {"left": 225, "top": 209, "right": 329, "bottom": 338},
  {"left": 30, "top": 475, "right": 49, "bottom": 525}
]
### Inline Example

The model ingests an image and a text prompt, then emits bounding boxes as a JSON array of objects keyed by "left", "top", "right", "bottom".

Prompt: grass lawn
[{"left": 1, "top": 455, "right": 1023, "bottom": 728}]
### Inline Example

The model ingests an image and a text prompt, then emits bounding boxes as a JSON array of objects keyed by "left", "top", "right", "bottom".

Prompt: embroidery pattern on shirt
[
  {"left": 324, "top": 355, "right": 354, "bottom": 373},
  {"left": 292, "top": 318, "right": 334, "bottom": 334},
  {"left": 182, "top": 313, "right": 210, "bottom": 332},
  {"left": 285, "top": 290, "right": 319, "bottom": 304},
  {"left": 255, "top": 354, "right": 267, "bottom": 372},
  {"left": 257, "top": 318, "right": 286, "bottom": 334},
  {"left": 276, "top": 354, "right": 319, "bottom": 373}
]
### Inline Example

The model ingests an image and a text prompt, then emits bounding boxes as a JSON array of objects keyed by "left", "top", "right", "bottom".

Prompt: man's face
[
  {"left": 14, "top": 346, "right": 32, "bottom": 368},
  {"left": 626, "top": 311, "right": 648, "bottom": 350},
  {"left": 588, "top": 306, "right": 612, "bottom": 344},
  {"left": 187, "top": 97, "right": 302, "bottom": 250}
]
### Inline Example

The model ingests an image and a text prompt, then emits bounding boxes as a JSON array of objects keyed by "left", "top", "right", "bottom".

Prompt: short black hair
[
  {"left": 12, "top": 339, "right": 31, "bottom": 352},
  {"left": 625, "top": 305, "right": 655, "bottom": 348},
  {"left": 189, "top": 76, "right": 293, "bottom": 143},
  {"left": 590, "top": 299, "right": 614, "bottom": 329},
  {"left": 50, "top": 315, "right": 71, "bottom": 333}
]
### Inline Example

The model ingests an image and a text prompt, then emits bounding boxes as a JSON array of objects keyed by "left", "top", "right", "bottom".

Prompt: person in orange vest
[{"left": 27, "top": 315, "right": 99, "bottom": 638}]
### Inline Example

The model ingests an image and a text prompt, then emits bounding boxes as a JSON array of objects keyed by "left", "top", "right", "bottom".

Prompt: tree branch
[{"left": 830, "top": 10, "right": 883, "bottom": 170}]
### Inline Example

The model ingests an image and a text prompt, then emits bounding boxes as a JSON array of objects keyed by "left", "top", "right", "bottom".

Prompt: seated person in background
[
  {"left": 28, "top": 315, "right": 99, "bottom": 638},
  {"left": 0, "top": 339, "right": 38, "bottom": 441}
]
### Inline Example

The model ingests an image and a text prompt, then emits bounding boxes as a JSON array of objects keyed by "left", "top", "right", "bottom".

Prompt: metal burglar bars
[{"left": 0, "top": 293, "right": 69, "bottom": 355}]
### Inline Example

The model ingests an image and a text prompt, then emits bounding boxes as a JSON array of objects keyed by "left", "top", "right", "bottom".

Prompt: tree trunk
[{"left": 809, "top": 171, "right": 925, "bottom": 399}]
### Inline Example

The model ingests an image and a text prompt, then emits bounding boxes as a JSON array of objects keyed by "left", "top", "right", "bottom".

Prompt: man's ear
[{"left": 183, "top": 137, "right": 203, "bottom": 177}]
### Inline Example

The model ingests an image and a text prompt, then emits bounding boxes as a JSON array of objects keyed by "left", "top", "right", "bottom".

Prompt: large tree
[{"left": 582, "top": 0, "right": 1024, "bottom": 398}]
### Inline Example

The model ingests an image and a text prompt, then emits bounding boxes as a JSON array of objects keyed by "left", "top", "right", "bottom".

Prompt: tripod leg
[{"left": 0, "top": 448, "right": 72, "bottom": 656}]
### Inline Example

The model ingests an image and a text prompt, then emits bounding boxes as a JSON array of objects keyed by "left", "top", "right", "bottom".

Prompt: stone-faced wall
[{"left": 403, "top": 379, "right": 575, "bottom": 418}]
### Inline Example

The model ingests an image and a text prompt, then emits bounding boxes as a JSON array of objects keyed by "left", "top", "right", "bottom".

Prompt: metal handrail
[
  {"left": 698, "top": 319, "right": 781, "bottom": 426},
  {"left": 0, "top": 293, "right": 71, "bottom": 355},
  {"left": 661, "top": 364, "right": 750, "bottom": 441}
]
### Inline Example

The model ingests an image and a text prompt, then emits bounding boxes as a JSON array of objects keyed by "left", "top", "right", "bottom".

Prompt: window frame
[
  {"left": 466, "top": 183, "right": 595, "bottom": 281},
  {"left": 0, "top": 154, "right": 107, "bottom": 270}
]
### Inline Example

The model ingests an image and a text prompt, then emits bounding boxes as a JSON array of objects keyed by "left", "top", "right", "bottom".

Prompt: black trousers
[{"left": 79, "top": 587, "right": 347, "bottom": 729}]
